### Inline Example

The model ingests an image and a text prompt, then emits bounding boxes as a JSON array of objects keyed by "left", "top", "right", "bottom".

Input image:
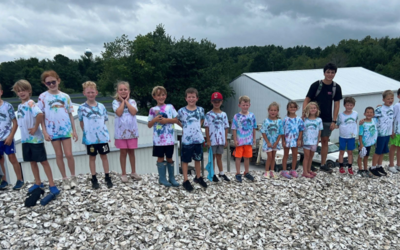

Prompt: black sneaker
[
  {"left": 244, "top": 173, "right": 254, "bottom": 181},
  {"left": 105, "top": 176, "right": 113, "bottom": 188},
  {"left": 376, "top": 166, "right": 387, "bottom": 176},
  {"left": 320, "top": 165, "right": 333, "bottom": 174},
  {"left": 219, "top": 174, "right": 231, "bottom": 182},
  {"left": 311, "top": 165, "right": 318, "bottom": 172},
  {"left": 212, "top": 175, "right": 219, "bottom": 182},
  {"left": 194, "top": 177, "right": 207, "bottom": 188},
  {"left": 183, "top": 180, "right": 193, "bottom": 192},
  {"left": 357, "top": 170, "right": 363, "bottom": 176},
  {"left": 369, "top": 167, "right": 381, "bottom": 177},
  {"left": 91, "top": 178, "right": 100, "bottom": 189}
]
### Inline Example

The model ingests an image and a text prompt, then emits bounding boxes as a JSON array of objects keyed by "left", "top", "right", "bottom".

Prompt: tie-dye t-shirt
[
  {"left": 37, "top": 91, "right": 74, "bottom": 140},
  {"left": 78, "top": 102, "right": 109, "bottom": 145},
  {"left": 359, "top": 119, "right": 378, "bottom": 147},
  {"left": 17, "top": 100, "right": 44, "bottom": 144},
  {"left": 260, "top": 118, "right": 283, "bottom": 151},
  {"left": 283, "top": 116, "right": 304, "bottom": 148},
  {"left": 375, "top": 105, "right": 394, "bottom": 137},
  {"left": 393, "top": 103, "right": 400, "bottom": 135},
  {"left": 0, "top": 101, "right": 16, "bottom": 141},
  {"left": 177, "top": 106, "right": 205, "bottom": 145},
  {"left": 112, "top": 99, "right": 139, "bottom": 139},
  {"left": 231, "top": 112, "right": 257, "bottom": 146},
  {"left": 203, "top": 110, "right": 229, "bottom": 146},
  {"left": 337, "top": 111, "right": 358, "bottom": 138},
  {"left": 148, "top": 104, "right": 178, "bottom": 146},
  {"left": 303, "top": 118, "right": 323, "bottom": 146}
]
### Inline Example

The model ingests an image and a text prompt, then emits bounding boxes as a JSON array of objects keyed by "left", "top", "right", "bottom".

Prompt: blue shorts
[
  {"left": 181, "top": 144, "right": 203, "bottom": 163},
  {"left": 375, "top": 136, "right": 390, "bottom": 155},
  {"left": 0, "top": 140, "right": 16, "bottom": 155},
  {"left": 339, "top": 137, "right": 355, "bottom": 151}
]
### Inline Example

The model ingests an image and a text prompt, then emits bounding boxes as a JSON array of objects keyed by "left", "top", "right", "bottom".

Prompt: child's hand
[
  {"left": 235, "top": 140, "right": 239, "bottom": 147},
  {"left": 391, "top": 133, "right": 395, "bottom": 139},
  {"left": 225, "top": 141, "right": 228, "bottom": 148},
  {"left": 28, "top": 127, "right": 38, "bottom": 136},
  {"left": 43, "top": 131, "right": 51, "bottom": 141},
  {"left": 153, "top": 115, "right": 162, "bottom": 123},
  {"left": 72, "top": 131, "right": 78, "bottom": 142},
  {"left": 4, "top": 135, "right": 13, "bottom": 146},
  {"left": 207, "top": 141, "right": 211, "bottom": 148},
  {"left": 267, "top": 142, "right": 272, "bottom": 148},
  {"left": 359, "top": 119, "right": 365, "bottom": 125},
  {"left": 297, "top": 138, "right": 302, "bottom": 147},
  {"left": 272, "top": 142, "right": 278, "bottom": 149}
]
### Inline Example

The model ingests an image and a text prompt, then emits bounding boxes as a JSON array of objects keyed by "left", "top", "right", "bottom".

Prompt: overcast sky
[{"left": 1, "top": 0, "right": 399, "bottom": 63}]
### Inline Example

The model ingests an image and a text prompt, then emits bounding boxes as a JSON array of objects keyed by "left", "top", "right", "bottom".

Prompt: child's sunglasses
[{"left": 45, "top": 81, "right": 57, "bottom": 86}]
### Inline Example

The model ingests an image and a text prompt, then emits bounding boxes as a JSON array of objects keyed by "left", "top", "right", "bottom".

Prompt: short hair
[
  {"left": 343, "top": 97, "right": 356, "bottom": 106},
  {"left": 113, "top": 81, "right": 130, "bottom": 100},
  {"left": 364, "top": 106, "right": 374, "bottom": 114},
  {"left": 239, "top": 95, "right": 250, "bottom": 104},
  {"left": 152, "top": 86, "right": 167, "bottom": 96},
  {"left": 383, "top": 90, "right": 394, "bottom": 99},
  {"left": 286, "top": 101, "right": 299, "bottom": 116},
  {"left": 82, "top": 81, "right": 97, "bottom": 91},
  {"left": 323, "top": 63, "right": 337, "bottom": 73},
  {"left": 304, "top": 102, "right": 320, "bottom": 118},
  {"left": 12, "top": 80, "right": 32, "bottom": 95},
  {"left": 185, "top": 88, "right": 198, "bottom": 98},
  {"left": 41, "top": 70, "right": 60, "bottom": 83}
]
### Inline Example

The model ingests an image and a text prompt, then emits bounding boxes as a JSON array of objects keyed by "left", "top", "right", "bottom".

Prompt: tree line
[{"left": 1, "top": 24, "right": 399, "bottom": 114}]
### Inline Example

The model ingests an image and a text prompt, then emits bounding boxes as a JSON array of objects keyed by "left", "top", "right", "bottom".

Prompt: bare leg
[
  {"left": 120, "top": 149, "right": 127, "bottom": 175},
  {"left": 100, "top": 154, "right": 110, "bottom": 173},
  {"left": 182, "top": 162, "right": 189, "bottom": 181},
  {"left": 303, "top": 149, "right": 310, "bottom": 175},
  {"left": 62, "top": 138, "right": 75, "bottom": 176},
  {"left": 347, "top": 150, "right": 353, "bottom": 164},
  {"left": 378, "top": 154, "right": 384, "bottom": 166},
  {"left": 40, "top": 161, "right": 55, "bottom": 186},
  {"left": 128, "top": 149, "right": 136, "bottom": 174},
  {"left": 235, "top": 158, "right": 241, "bottom": 175},
  {"left": 265, "top": 151, "right": 273, "bottom": 172},
  {"left": 8, "top": 154, "right": 23, "bottom": 181},
  {"left": 158, "top": 157, "right": 165, "bottom": 163},
  {"left": 282, "top": 147, "right": 290, "bottom": 171},
  {"left": 52, "top": 140, "right": 67, "bottom": 178},
  {"left": 89, "top": 156, "right": 97, "bottom": 175},
  {"left": 357, "top": 155, "right": 363, "bottom": 170},
  {"left": 243, "top": 157, "right": 250, "bottom": 174},
  {"left": 291, "top": 147, "right": 298, "bottom": 170},
  {"left": 308, "top": 151, "right": 315, "bottom": 172},
  {"left": 363, "top": 157, "right": 368, "bottom": 170},
  {"left": 320, "top": 137, "right": 329, "bottom": 166},
  {"left": 195, "top": 160, "right": 201, "bottom": 178},
  {"left": 397, "top": 147, "right": 400, "bottom": 166},
  {"left": 215, "top": 154, "right": 223, "bottom": 172},
  {"left": 30, "top": 162, "right": 41, "bottom": 185},
  {"left": 372, "top": 154, "right": 379, "bottom": 167},
  {"left": 0, "top": 156, "right": 7, "bottom": 182},
  {"left": 270, "top": 151, "right": 277, "bottom": 172}
]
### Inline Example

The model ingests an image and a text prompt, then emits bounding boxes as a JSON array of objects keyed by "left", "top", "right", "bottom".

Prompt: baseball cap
[{"left": 211, "top": 92, "right": 223, "bottom": 101}]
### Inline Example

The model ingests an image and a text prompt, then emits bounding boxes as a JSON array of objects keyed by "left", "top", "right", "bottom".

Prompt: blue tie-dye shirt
[
  {"left": 260, "top": 118, "right": 283, "bottom": 151},
  {"left": 0, "top": 101, "right": 16, "bottom": 142},
  {"left": 231, "top": 112, "right": 257, "bottom": 146},
  {"left": 283, "top": 116, "right": 304, "bottom": 147},
  {"left": 178, "top": 106, "right": 205, "bottom": 145}
]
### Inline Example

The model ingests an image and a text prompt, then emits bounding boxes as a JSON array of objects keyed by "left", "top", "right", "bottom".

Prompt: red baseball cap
[{"left": 211, "top": 92, "right": 223, "bottom": 101}]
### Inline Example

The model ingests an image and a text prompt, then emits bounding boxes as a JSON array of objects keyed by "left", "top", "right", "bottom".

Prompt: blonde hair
[
  {"left": 268, "top": 102, "right": 280, "bottom": 119},
  {"left": 152, "top": 86, "right": 167, "bottom": 96},
  {"left": 304, "top": 102, "right": 320, "bottom": 118},
  {"left": 82, "top": 81, "right": 97, "bottom": 91},
  {"left": 12, "top": 80, "right": 32, "bottom": 96},
  {"left": 383, "top": 90, "right": 394, "bottom": 99},
  {"left": 113, "top": 81, "right": 130, "bottom": 100},
  {"left": 239, "top": 95, "right": 250, "bottom": 104}
]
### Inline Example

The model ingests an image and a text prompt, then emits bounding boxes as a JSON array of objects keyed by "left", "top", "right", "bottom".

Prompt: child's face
[
  {"left": 364, "top": 109, "right": 374, "bottom": 119},
  {"left": 288, "top": 104, "right": 297, "bottom": 114},
  {"left": 16, "top": 89, "right": 30, "bottom": 101},
  {"left": 383, "top": 95, "right": 394, "bottom": 106},
  {"left": 185, "top": 93, "right": 198, "bottom": 106},
  {"left": 239, "top": 101, "right": 250, "bottom": 113},
  {"left": 268, "top": 106, "right": 278, "bottom": 118},
  {"left": 324, "top": 69, "right": 336, "bottom": 81},
  {"left": 83, "top": 87, "right": 98, "bottom": 101},
  {"left": 0, "top": 89, "right": 3, "bottom": 98},
  {"left": 44, "top": 76, "right": 60, "bottom": 91},
  {"left": 211, "top": 100, "right": 222, "bottom": 109},
  {"left": 309, "top": 105, "right": 318, "bottom": 115},
  {"left": 344, "top": 102, "right": 355, "bottom": 112},
  {"left": 117, "top": 84, "right": 129, "bottom": 99},
  {"left": 153, "top": 91, "right": 167, "bottom": 105}
]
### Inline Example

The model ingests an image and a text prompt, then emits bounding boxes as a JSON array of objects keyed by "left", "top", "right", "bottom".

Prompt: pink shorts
[{"left": 115, "top": 138, "right": 138, "bottom": 149}]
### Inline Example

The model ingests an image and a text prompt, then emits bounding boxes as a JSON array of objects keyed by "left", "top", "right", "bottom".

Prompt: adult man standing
[{"left": 303, "top": 63, "right": 343, "bottom": 173}]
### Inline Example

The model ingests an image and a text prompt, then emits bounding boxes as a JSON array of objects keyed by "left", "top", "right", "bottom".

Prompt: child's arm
[
  {"left": 69, "top": 113, "right": 78, "bottom": 142},
  {"left": 205, "top": 127, "right": 211, "bottom": 148},
  {"left": 4, "top": 119, "right": 18, "bottom": 146},
  {"left": 358, "top": 135, "right": 363, "bottom": 149},
  {"left": 125, "top": 99, "right": 138, "bottom": 116},
  {"left": 160, "top": 117, "right": 179, "bottom": 125},
  {"left": 41, "top": 113, "right": 51, "bottom": 141},
  {"left": 253, "top": 128, "right": 256, "bottom": 147},
  {"left": 29, "top": 113, "right": 43, "bottom": 135},
  {"left": 115, "top": 100, "right": 125, "bottom": 117},
  {"left": 262, "top": 133, "right": 272, "bottom": 148},
  {"left": 232, "top": 129, "right": 238, "bottom": 146},
  {"left": 148, "top": 115, "right": 162, "bottom": 128},
  {"left": 273, "top": 135, "right": 281, "bottom": 148},
  {"left": 297, "top": 131, "right": 303, "bottom": 147}
]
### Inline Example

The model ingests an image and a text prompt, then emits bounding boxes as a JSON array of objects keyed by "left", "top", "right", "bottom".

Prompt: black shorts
[
  {"left": 359, "top": 146, "right": 372, "bottom": 157},
  {"left": 153, "top": 145, "right": 174, "bottom": 159},
  {"left": 181, "top": 143, "right": 203, "bottom": 163},
  {"left": 86, "top": 143, "right": 110, "bottom": 156},
  {"left": 23, "top": 143, "right": 47, "bottom": 162}
]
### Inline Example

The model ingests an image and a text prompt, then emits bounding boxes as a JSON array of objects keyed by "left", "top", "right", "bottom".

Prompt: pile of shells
[{"left": 1, "top": 170, "right": 400, "bottom": 249}]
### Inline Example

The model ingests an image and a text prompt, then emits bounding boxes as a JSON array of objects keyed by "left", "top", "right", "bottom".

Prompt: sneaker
[
  {"left": 70, "top": 176, "right": 78, "bottom": 189},
  {"left": 339, "top": 167, "right": 346, "bottom": 174},
  {"left": 62, "top": 178, "right": 71, "bottom": 190},
  {"left": 91, "top": 178, "right": 100, "bottom": 189},
  {"left": 28, "top": 183, "right": 44, "bottom": 193},
  {"left": 196, "top": 177, "right": 207, "bottom": 188},
  {"left": 0, "top": 180, "right": 9, "bottom": 190},
  {"left": 264, "top": 172, "right": 270, "bottom": 179},
  {"left": 49, "top": 186, "right": 60, "bottom": 195},
  {"left": 131, "top": 172, "right": 142, "bottom": 181},
  {"left": 366, "top": 170, "right": 375, "bottom": 178},
  {"left": 320, "top": 165, "right": 333, "bottom": 174},
  {"left": 13, "top": 180, "right": 24, "bottom": 190},
  {"left": 280, "top": 171, "right": 292, "bottom": 179},
  {"left": 289, "top": 170, "right": 298, "bottom": 178},
  {"left": 376, "top": 166, "right": 387, "bottom": 176},
  {"left": 369, "top": 167, "right": 381, "bottom": 177},
  {"left": 396, "top": 166, "right": 400, "bottom": 172},
  {"left": 347, "top": 168, "right": 354, "bottom": 175},
  {"left": 388, "top": 166, "right": 399, "bottom": 174},
  {"left": 357, "top": 170, "right": 363, "bottom": 176},
  {"left": 235, "top": 174, "right": 243, "bottom": 183},
  {"left": 219, "top": 174, "right": 230, "bottom": 182},
  {"left": 105, "top": 176, "right": 113, "bottom": 188},
  {"left": 269, "top": 171, "right": 278, "bottom": 179},
  {"left": 244, "top": 173, "right": 254, "bottom": 181},
  {"left": 182, "top": 180, "right": 193, "bottom": 192},
  {"left": 361, "top": 170, "right": 369, "bottom": 178},
  {"left": 212, "top": 175, "right": 219, "bottom": 182},
  {"left": 120, "top": 175, "right": 129, "bottom": 183}
]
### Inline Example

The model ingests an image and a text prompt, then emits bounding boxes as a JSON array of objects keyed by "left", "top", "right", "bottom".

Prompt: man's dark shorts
[{"left": 321, "top": 122, "right": 333, "bottom": 137}]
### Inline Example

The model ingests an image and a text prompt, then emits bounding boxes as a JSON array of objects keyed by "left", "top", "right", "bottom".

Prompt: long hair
[
  {"left": 304, "top": 102, "right": 320, "bottom": 118},
  {"left": 286, "top": 101, "right": 298, "bottom": 116},
  {"left": 268, "top": 102, "right": 280, "bottom": 119}
]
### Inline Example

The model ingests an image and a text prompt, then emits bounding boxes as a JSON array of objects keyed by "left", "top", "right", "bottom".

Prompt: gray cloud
[{"left": 1, "top": 0, "right": 399, "bottom": 62}]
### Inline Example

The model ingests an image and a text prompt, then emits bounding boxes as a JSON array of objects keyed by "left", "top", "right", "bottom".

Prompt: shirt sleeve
[
  {"left": 177, "top": 109, "right": 183, "bottom": 122},
  {"left": 278, "top": 120, "right": 284, "bottom": 135},
  {"left": 260, "top": 120, "right": 266, "bottom": 134},
  {"left": 8, "top": 104, "right": 15, "bottom": 120},
  {"left": 200, "top": 107, "right": 205, "bottom": 120},
  {"left": 298, "top": 118, "right": 305, "bottom": 131},
  {"left": 37, "top": 93, "right": 45, "bottom": 112},
  {"left": 231, "top": 114, "right": 238, "bottom": 130},
  {"left": 203, "top": 113, "right": 210, "bottom": 127},
  {"left": 103, "top": 105, "right": 109, "bottom": 122},
  {"left": 306, "top": 81, "right": 318, "bottom": 99},
  {"left": 112, "top": 100, "right": 120, "bottom": 112},
  {"left": 78, "top": 106, "right": 83, "bottom": 121},
  {"left": 130, "top": 99, "right": 138, "bottom": 111},
  {"left": 333, "top": 84, "right": 343, "bottom": 102},
  {"left": 374, "top": 107, "right": 382, "bottom": 118},
  {"left": 171, "top": 105, "right": 178, "bottom": 118},
  {"left": 148, "top": 107, "right": 155, "bottom": 122},
  {"left": 66, "top": 94, "right": 74, "bottom": 113},
  {"left": 336, "top": 114, "right": 342, "bottom": 126},
  {"left": 29, "top": 100, "right": 42, "bottom": 117},
  {"left": 252, "top": 114, "right": 257, "bottom": 129},
  {"left": 318, "top": 119, "right": 323, "bottom": 130},
  {"left": 359, "top": 125, "right": 364, "bottom": 136},
  {"left": 223, "top": 113, "right": 229, "bottom": 129}
]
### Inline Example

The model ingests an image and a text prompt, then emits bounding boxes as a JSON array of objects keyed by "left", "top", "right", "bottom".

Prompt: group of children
[{"left": 0, "top": 70, "right": 399, "bottom": 194}]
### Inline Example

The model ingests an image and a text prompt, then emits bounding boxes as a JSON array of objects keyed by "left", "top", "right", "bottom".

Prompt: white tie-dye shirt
[
  {"left": 393, "top": 103, "right": 400, "bottom": 135},
  {"left": 375, "top": 105, "right": 394, "bottom": 137},
  {"left": 177, "top": 106, "right": 205, "bottom": 145},
  {"left": 0, "top": 101, "right": 16, "bottom": 141},
  {"left": 303, "top": 118, "right": 323, "bottom": 145},
  {"left": 112, "top": 99, "right": 139, "bottom": 139},
  {"left": 78, "top": 102, "right": 109, "bottom": 145},
  {"left": 17, "top": 100, "right": 44, "bottom": 144},
  {"left": 203, "top": 110, "right": 229, "bottom": 146},
  {"left": 148, "top": 104, "right": 178, "bottom": 146},
  {"left": 337, "top": 111, "right": 358, "bottom": 138}
]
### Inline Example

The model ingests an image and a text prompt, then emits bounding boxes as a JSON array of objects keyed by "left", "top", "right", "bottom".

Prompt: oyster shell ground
[{"left": 0, "top": 169, "right": 400, "bottom": 249}]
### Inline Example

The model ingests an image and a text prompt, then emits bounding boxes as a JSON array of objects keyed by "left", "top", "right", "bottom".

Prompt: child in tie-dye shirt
[
  {"left": 112, "top": 81, "right": 141, "bottom": 183},
  {"left": 231, "top": 95, "right": 257, "bottom": 183},
  {"left": 148, "top": 86, "right": 179, "bottom": 188}
]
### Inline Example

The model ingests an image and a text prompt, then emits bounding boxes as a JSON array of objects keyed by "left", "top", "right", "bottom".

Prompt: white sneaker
[
  {"left": 63, "top": 178, "right": 71, "bottom": 190},
  {"left": 70, "top": 176, "right": 77, "bottom": 189},
  {"left": 388, "top": 166, "right": 398, "bottom": 174},
  {"left": 396, "top": 166, "right": 400, "bottom": 172}
]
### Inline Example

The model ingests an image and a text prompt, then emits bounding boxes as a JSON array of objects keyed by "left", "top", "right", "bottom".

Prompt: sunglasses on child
[{"left": 45, "top": 81, "right": 57, "bottom": 86}]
